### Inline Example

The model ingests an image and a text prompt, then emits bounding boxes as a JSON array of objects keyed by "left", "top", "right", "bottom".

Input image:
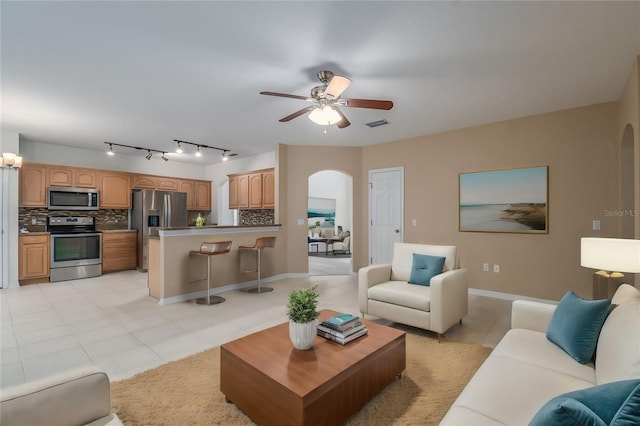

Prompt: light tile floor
[
  {"left": 308, "top": 254, "right": 352, "bottom": 275},
  {"left": 0, "top": 270, "right": 511, "bottom": 388}
]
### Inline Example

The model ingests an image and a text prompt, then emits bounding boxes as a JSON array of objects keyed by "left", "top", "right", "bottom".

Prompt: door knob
[{"left": 395, "top": 229, "right": 400, "bottom": 233}]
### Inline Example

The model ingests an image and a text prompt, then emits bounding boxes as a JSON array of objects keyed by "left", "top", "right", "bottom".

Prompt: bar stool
[
  {"left": 238, "top": 237, "right": 276, "bottom": 293},
  {"left": 189, "top": 240, "right": 232, "bottom": 305}
]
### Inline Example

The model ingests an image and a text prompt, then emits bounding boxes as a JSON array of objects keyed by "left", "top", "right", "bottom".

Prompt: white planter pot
[{"left": 289, "top": 319, "right": 317, "bottom": 350}]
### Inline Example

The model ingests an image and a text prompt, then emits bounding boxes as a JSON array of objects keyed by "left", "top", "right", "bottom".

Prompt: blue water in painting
[{"left": 460, "top": 204, "right": 531, "bottom": 231}]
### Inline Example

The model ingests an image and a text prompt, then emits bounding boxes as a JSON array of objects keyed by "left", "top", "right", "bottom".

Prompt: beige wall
[
  {"left": 277, "top": 144, "right": 365, "bottom": 274},
  {"left": 278, "top": 103, "right": 621, "bottom": 301}
]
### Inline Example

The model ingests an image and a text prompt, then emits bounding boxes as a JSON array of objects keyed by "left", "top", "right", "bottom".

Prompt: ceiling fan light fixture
[
  {"left": 308, "top": 106, "right": 341, "bottom": 126},
  {"left": 325, "top": 75, "right": 352, "bottom": 99}
]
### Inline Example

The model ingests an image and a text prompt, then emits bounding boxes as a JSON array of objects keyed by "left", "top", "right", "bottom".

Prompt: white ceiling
[{"left": 2, "top": 1, "right": 639, "bottom": 165}]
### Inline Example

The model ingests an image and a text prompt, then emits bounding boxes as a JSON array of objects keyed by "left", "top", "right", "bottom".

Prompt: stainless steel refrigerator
[{"left": 131, "top": 189, "right": 188, "bottom": 271}]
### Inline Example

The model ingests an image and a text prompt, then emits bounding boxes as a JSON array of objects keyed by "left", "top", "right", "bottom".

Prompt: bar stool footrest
[
  {"left": 196, "top": 295, "right": 226, "bottom": 305},
  {"left": 247, "top": 287, "right": 273, "bottom": 293}
]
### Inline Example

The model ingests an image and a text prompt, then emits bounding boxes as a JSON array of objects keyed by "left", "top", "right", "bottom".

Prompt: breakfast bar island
[{"left": 147, "top": 225, "right": 282, "bottom": 304}]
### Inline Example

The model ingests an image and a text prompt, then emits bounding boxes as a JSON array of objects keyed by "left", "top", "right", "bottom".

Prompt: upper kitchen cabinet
[
  {"left": 262, "top": 169, "right": 275, "bottom": 209},
  {"left": 228, "top": 168, "right": 274, "bottom": 210},
  {"left": 48, "top": 166, "right": 97, "bottom": 188},
  {"left": 131, "top": 174, "right": 179, "bottom": 191},
  {"left": 195, "top": 181, "right": 211, "bottom": 211},
  {"left": 178, "top": 179, "right": 196, "bottom": 210},
  {"left": 19, "top": 163, "right": 47, "bottom": 207},
  {"left": 98, "top": 172, "right": 131, "bottom": 209}
]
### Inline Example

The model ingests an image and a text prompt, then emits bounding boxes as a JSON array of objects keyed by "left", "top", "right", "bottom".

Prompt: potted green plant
[{"left": 287, "top": 285, "right": 319, "bottom": 350}]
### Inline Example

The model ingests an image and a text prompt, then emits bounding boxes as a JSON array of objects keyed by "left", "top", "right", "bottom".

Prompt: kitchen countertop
[
  {"left": 19, "top": 231, "right": 50, "bottom": 236},
  {"left": 99, "top": 229, "right": 137, "bottom": 233},
  {"left": 158, "top": 224, "right": 281, "bottom": 230}
]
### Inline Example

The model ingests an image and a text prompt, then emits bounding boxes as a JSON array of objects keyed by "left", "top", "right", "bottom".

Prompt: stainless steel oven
[{"left": 48, "top": 216, "right": 102, "bottom": 282}]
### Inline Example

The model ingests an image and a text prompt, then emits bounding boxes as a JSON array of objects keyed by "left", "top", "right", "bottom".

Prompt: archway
[
  {"left": 620, "top": 124, "right": 635, "bottom": 239},
  {"left": 307, "top": 170, "right": 353, "bottom": 275}
]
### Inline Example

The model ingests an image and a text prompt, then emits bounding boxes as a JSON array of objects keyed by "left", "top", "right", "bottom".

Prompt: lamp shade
[
  {"left": 308, "top": 106, "right": 342, "bottom": 125},
  {"left": 581, "top": 237, "right": 640, "bottom": 273}
]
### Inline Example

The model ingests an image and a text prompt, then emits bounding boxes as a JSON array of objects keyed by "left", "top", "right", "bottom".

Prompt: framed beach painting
[
  {"left": 308, "top": 197, "right": 336, "bottom": 228},
  {"left": 459, "top": 166, "right": 548, "bottom": 234}
]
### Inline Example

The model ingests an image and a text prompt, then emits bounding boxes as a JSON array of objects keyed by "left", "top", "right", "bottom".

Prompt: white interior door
[{"left": 369, "top": 167, "right": 404, "bottom": 265}]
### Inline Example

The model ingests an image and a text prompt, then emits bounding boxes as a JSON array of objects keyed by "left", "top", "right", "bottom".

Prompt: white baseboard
[
  {"left": 469, "top": 288, "right": 558, "bottom": 305},
  {"left": 157, "top": 273, "right": 309, "bottom": 305}
]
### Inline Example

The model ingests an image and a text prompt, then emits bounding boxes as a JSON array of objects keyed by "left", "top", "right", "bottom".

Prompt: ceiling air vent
[{"left": 365, "top": 119, "right": 389, "bottom": 128}]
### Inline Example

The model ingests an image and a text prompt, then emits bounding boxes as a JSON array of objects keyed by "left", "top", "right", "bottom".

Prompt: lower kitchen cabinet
[
  {"left": 102, "top": 232, "right": 137, "bottom": 273},
  {"left": 19, "top": 234, "right": 50, "bottom": 285}
]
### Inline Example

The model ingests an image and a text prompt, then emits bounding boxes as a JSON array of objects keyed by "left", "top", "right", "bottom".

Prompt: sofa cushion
[
  {"left": 390, "top": 243, "right": 457, "bottom": 281},
  {"left": 367, "top": 281, "right": 430, "bottom": 312},
  {"left": 546, "top": 291, "right": 611, "bottom": 364},
  {"left": 408, "top": 253, "right": 445, "bottom": 286},
  {"left": 530, "top": 379, "right": 640, "bottom": 426},
  {"left": 596, "top": 285, "right": 640, "bottom": 384},
  {"left": 493, "top": 329, "right": 596, "bottom": 384}
]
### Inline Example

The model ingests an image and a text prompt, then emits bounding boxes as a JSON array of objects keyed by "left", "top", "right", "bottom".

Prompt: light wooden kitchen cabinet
[
  {"left": 98, "top": 172, "right": 131, "bottom": 209},
  {"left": 48, "top": 166, "right": 97, "bottom": 188},
  {"left": 178, "top": 179, "right": 196, "bottom": 210},
  {"left": 48, "top": 166, "right": 73, "bottom": 187},
  {"left": 19, "top": 164, "right": 47, "bottom": 207},
  {"left": 131, "top": 175, "right": 156, "bottom": 189},
  {"left": 237, "top": 174, "right": 250, "bottom": 209},
  {"left": 262, "top": 169, "right": 275, "bottom": 209},
  {"left": 195, "top": 181, "right": 211, "bottom": 211},
  {"left": 228, "top": 168, "right": 275, "bottom": 210},
  {"left": 248, "top": 173, "right": 263, "bottom": 209},
  {"left": 19, "top": 234, "right": 49, "bottom": 284},
  {"left": 131, "top": 174, "right": 179, "bottom": 191},
  {"left": 228, "top": 175, "right": 238, "bottom": 209},
  {"left": 102, "top": 232, "right": 137, "bottom": 273}
]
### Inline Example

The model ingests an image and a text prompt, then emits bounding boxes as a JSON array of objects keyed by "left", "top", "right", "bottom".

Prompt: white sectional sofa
[
  {"left": 441, "top": 284, "right": 640, "bottom": 425},
  {"left": 0, "top": 366, "right": 122, "bottom": 426},
  {"left": 359, "top": 243, "right": 468, "bottom": 340}
]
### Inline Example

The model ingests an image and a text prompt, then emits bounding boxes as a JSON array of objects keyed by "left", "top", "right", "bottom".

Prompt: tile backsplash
[
  {"left": 239, "top": 209, "right": 275, "bottom": 225},
  {"left": 19, "top": 208, "right": 129, "bottom": 231}
]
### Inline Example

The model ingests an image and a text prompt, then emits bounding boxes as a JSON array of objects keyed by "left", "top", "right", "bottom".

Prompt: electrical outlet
[
  {"left": 592, "top": 220, "right": 600, "bottom": 231},
  {"left": 493, "top": 264, "right": 500, "bottom": 273},
  {"left": 483, "top": 263, "right": 489, "bottom": 272}
]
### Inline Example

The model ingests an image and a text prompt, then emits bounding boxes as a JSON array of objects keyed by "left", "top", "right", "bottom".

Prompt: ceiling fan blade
[
  {"left": 260, "top": 91, "right": 313, "bottom": 101},
  {"left": 279, "top": 106, "right": 316, "bottom": 122},
  {"left": 334, "top": 107, "right": 351, "bottom": 129},
  {"left": 343, "top": 98, "right": 394, "bottom": 110},
  {"left": 325, "top": 75, "right": 352, "bottom": 99}
]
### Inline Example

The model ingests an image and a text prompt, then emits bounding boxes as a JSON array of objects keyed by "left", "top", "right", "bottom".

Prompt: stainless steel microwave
[{"left": 47, "top": 186, "right": 99, "bottom": 210}]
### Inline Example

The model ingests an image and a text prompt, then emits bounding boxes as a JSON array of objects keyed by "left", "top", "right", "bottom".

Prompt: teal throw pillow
[
  {"left": 529, "top": 379, "right": 640, "bottom": 426},
  {"left": 408, "top": 253, "right": 445, "bottom": 286},
  {"left": 546, "top": 291, "right": 611, "bottom": 364}
]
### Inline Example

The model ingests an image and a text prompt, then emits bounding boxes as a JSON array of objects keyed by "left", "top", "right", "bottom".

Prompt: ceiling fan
[{"left": 260, "top": 70, "right": 393, "bottom": 129}]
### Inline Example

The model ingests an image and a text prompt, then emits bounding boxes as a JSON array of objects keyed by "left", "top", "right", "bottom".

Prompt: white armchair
[
  {"left": 332, "top": 236, "right": 350, "bottom": 254},
  {"left": 359, "top": 242, "right": 468, "bottom": 340}
]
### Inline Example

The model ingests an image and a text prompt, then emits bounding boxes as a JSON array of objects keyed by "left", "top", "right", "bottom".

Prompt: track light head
[
  {"left": 222, "top": 150, "right": 229, "bottom": 162},
  {"left": 162, "top": 153, "right": 169, "bottom": 162},
  {"left": 107, "top": 144, "right": 115, "bottom": 156},
  {"left": 195, "top": 146, "right": 202, "bottom": 157},
  {"left": 145, "top": 151, "right": 152, "bottom": 160},
  {"left": 175, "top": 142, "right": 183, "bottom": 154}
]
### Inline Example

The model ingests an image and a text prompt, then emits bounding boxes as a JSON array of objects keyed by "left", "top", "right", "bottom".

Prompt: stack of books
[{"left": 317, "top": 313, "right": 368, "bottom": 345}]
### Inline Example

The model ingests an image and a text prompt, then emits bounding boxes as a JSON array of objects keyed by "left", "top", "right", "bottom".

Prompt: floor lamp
[
  {"left": 581, "top": 237, "right": 640, "bottom": 299},
  {"left": 1, "top": 152, "right": 23, "bottom": 288}
]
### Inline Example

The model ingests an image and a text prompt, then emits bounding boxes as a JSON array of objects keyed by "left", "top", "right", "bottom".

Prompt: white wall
[
  {"left": 20, "top": 140, "right": 209, "bottom": 180},
  {"left": 308, "top": 170, "right": 352, "bottom": 233},
  {"left": 206, "top": 151, "right": 276, "bottom": 225},
  {"left": 1, "top": 130, "right": 21, "bottom": 288}
]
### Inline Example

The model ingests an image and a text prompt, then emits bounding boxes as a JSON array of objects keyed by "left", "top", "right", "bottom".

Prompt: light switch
[
  {"left": 493, "top": 264, "right": 500, "bottom": 273},
  {"left": 483, "top": 263, "right": 489, "bottom": 272},
  {"left": 592, "top": 220, "right": 600, "bottom": 231},
  {"left": 297, "top": 219, "right": 305, "bottom": 226},
  {"left": 412, "top": 219, "right": 417, "bottom": 226}
]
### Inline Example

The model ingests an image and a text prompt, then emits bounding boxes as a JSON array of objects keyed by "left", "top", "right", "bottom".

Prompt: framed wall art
[{"left": 459, "top": 166, "right": 548, "bottom": 234}]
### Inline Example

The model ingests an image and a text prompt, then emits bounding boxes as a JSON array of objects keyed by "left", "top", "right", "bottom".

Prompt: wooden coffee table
[{"left": 220, "top": 310, "right": 406, "bottom": 426}]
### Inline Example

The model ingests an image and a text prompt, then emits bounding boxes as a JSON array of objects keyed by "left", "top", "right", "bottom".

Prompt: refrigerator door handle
[{"left": 164, "top": 194, "right": 171, "bottom": 227}]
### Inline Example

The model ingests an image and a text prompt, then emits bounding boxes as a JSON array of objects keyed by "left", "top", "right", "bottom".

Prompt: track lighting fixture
[
  {"left": 107, "top": 144, "right": 115, "bottom": 156},
  {"left": 145, "top": 150, "right": 153, "bottom": 160},
  {"left": 175, "top": 142, "right": 183, "bottom": 154},
  {"left": 172, "top": 139, "right": 235, "bottom": 161},
  {"left": 162, "top": 153, "right": 169, "bottom": 162}
]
